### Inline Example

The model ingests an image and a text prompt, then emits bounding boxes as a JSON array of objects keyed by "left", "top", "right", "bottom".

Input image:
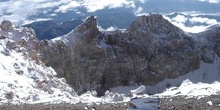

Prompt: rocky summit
[{"left": 39, "top": 14, "right": 220, "bottom": 96}]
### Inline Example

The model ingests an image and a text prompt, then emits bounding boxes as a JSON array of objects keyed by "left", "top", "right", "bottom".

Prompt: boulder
[
  {"left": 5, "top": 91, "right": 14, "bottom": 100},
  {"left": 1, "top": 20, "right": 13, "bottom": 31},
  {"left": 0, "top": 35, "right": 7, "bottom": 39},
  {"left": 7, "top": 41, "right": 17, "bottom": 49}
]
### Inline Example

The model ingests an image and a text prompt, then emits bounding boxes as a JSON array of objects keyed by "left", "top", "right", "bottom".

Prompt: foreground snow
[
  {"left": 0, "top": 39, "right": 78, "bottom": 104},
  {"left": 156, "top": 79, "right": 220, "bottom": 97}
]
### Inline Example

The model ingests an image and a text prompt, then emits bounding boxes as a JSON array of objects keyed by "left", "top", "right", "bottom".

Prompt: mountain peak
[
  {"left": 53, "top": 16, "right": 99, "bottom": 43},
  {"left": 84, "top": 15, "right": 97, "bottom": 26},
  {"left": 129, "top": 14, "right": 182, "bottom": 35}
]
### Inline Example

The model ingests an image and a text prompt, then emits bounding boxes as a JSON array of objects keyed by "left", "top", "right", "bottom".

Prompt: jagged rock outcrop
[
  {"left": 194, "top": 24, "right": 220, "bottom": 63},
  {"left": 1, "top": 20, "right": 13, "bottom": 31},
  {"left": 0, "top": 20, "right": 40, "bottom": 63},
  {"left": 0, "top": 20, "right": 77, "bottom": 104},
  {"left": 39, "top": 14, "right": 220, "bottom": 95}
]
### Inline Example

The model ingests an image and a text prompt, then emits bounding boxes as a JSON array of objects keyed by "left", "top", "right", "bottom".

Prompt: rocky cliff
[{"left": 39, "top": 14, "right": 220, "bottom": 96}]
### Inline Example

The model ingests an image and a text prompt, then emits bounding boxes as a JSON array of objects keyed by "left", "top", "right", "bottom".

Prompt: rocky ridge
[
  {"left": 0, "top": 20, "right": 77, "bottom": 104},
  {"left": 39, "top": 14, "right": 220, "bottom": 95}
]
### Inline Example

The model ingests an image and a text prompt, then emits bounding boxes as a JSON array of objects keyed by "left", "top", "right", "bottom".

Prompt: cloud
[
  {"left": 82, "top": 0, "right": 135, "bottom": 12},
  {"left": 55, "top": 1, "right": 81, "bottom": 13},
  {"left": 164, "top": 14, "right": 219, "bottom": 33},
  {"left": 189, "top": 16, "right": 218, "bottom": 25},
  {"left": 106, "top": 26, "right": 118, "bottom": 31},
  {"left": 139, "top": 0, "right": 147, "bottom": 4},
  {"left": 0, "top": 0, "right": 69, "bottom": 25},
  {"left": 170, "top": 20, "right": 208, "bottom": 33},
  {"left": 0, "top": 0, "right": 137, "bottom": 25},
  {"left": 134, "top": 7, "right": 143, "bottom": 15},
  {"left": 172, "top": 14, "right": 188, "bottom": 23},
  {"left": 196, "top": 0, "right": 220, "bottom": 3}
]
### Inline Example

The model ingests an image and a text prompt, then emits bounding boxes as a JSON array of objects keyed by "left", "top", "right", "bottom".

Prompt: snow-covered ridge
[{"left": 0, "top": 20, "right": 79, "bottom": 104}]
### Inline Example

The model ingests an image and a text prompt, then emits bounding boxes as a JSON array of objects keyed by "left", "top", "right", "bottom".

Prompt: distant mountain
[
  {"left": 24, "top": 19, "right": 83, "bottom": 40},
  {"left": 24, "top": 11, "right": 136, "bottom": 40}
]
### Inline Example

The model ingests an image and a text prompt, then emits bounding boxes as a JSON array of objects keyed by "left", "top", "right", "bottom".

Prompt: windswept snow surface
[
  {"left": 0, "top": 39, "right": 78, "bottom": 104},
  {"left": 156, "top": 79, "right": 220, "bottom": 96}
]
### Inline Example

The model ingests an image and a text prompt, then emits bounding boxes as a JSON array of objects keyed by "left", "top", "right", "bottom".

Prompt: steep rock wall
[{"left": 39, "top": 14, "right": 220, "bottom": 95}]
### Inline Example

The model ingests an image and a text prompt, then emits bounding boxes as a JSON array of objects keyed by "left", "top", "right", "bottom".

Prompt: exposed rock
[
  {"left": 15, "top": 70, "right": 24, "bottom": 75},
  {"left": 2, "top": 48, "right": 11, "bottom": 56},
  {"left": 39, "top": 14, "right": 220, "bottom": 95},
  {"left": 0, "top": 35, "right": 7, "bottom": 39},
  {"left": 30, "top": 50, "right": 40, "bottom": 64},
  {"left": 1, "top": 20, "right": 13, "bottom": 31},
  {"left": 7, "top": 41, "right": 17, "bottom": 49},
  {"left": 17, "top": 39, "right": 27, "bottom": 47},
  {"left": 128, "top": 102, "right": 137, "bottom": 109},
  {"left": 5, "top": 91, "right": 14, "bottom": 100}
]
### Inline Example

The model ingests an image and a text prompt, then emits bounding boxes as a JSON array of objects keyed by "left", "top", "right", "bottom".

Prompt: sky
[{"left": 0, "top": 0, "right": 220, "bottom": 33}]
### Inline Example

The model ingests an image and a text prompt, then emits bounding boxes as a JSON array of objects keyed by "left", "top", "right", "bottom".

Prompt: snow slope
[{"left": 0, "top": 39, "right": 78, "bottom": 104}]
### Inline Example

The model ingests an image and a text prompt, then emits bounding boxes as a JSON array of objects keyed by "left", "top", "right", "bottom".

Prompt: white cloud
[
  {"left": 82, "top": 0, "right": 135, "bottom": 12},
  {"left": 196, "top": 0, "right": 220, "bottom": 3},
  {"left": 164, "top": 15, "right": 219, "bottom": 33},
  {"left": 106, "top": 26, "right": 118, "bottom": 31},
  {"left": 0, "top": 0, "right": 137, "bottom": 25},
  {"left": 134, "top": 7, "right": 143, "bottom": 15},
  {"left": 189, "top": 17, "right": 218, "bottom": 25},
  {"left": 55, "top": 1, "right": 81, "bottom": 13},
  {"left": 172, "top": 14, "right": 188, "bottom": 23},
  {"left": 139, "top": 0, "right": 147, "bottom": 4},
  {"left": 0, "top": 0, "right": 69, "bottom": 25},
  {"left": 171, "top": 21, "right": 208, "bottom": 33}
]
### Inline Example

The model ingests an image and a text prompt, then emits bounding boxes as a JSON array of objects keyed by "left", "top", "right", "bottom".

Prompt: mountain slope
[
  {"left": 39, "top": 14, "right": 220, "bottom": 96},
  {"left": 0, "top": 20, "right": 77, "bottom": 104}
]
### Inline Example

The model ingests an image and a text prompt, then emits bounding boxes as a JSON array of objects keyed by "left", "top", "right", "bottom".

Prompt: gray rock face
[
  {"left": 0, "top": 20, "right": 40, "bottom": 63},
  {"left": 39, "top": 14, "right": 220, "bottom": 95},
  {"left": 1, "top": 20, "right": 13, "bottom": 31}
]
